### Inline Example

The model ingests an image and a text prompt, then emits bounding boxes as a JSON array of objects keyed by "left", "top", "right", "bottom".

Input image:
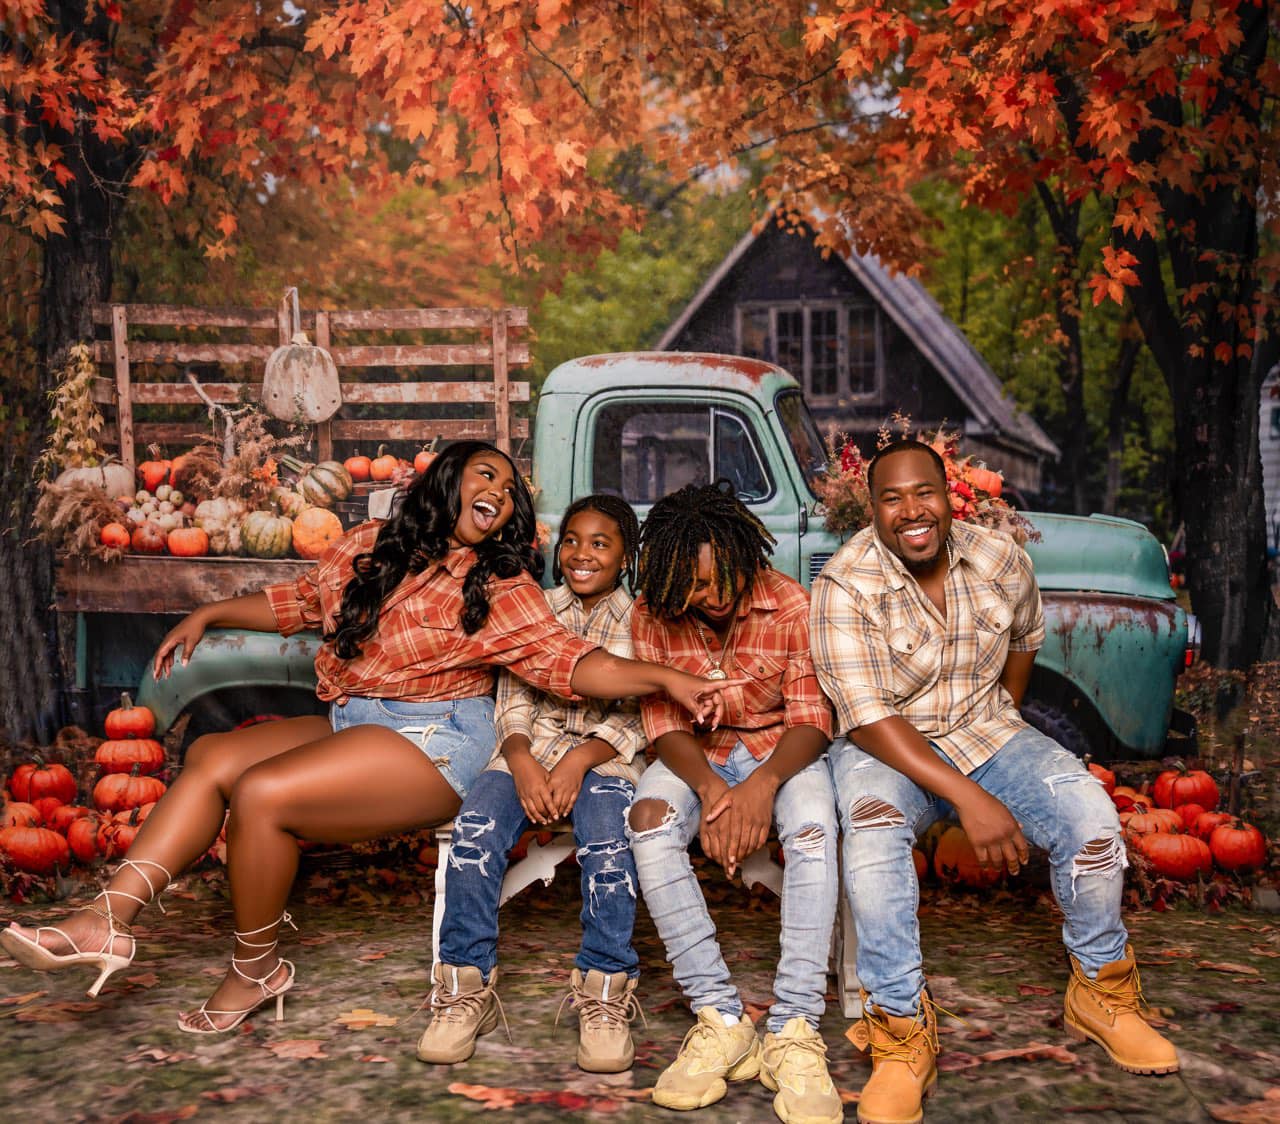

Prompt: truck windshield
[{"left": 775, "top": 390, "right": 828, "bottom": 498}]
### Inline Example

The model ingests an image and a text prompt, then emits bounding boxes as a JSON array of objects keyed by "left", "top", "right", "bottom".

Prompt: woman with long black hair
[{"left": 2, "top": 441, "right": 735, "bottom": 1034}]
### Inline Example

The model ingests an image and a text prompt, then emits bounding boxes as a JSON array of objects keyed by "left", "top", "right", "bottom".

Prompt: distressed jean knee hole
[
  {"left": 628, "top": 798, "right": 676, "bottom": 836},
  {"left": 847, "top": 796, "right": 906, "bottom": 831}
]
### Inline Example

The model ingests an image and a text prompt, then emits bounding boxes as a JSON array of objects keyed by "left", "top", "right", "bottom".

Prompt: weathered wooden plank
[
  {"left": 492, "top": 310, "right": 511, "bottom": 454},
  {"left": 326, "top": 307, "right": 529, "bottom": 331},
  {"left": 314, "top": 310, "right": 333, "bottom": 462},
  {"left": 92, "top": 379, "right": 531, "bottom": 406},
  {"left": 55, "top": 555, "right": 311, "bottom": 614},
  {"left": 327, "top": 343, "right": 531, "bottom": 367},
  {"left": 101, "top": 423, "right": 221, "bottom": 446},
  {"left": 330, "top": 418, "right": 530, "bottom": 442},
  {"left": 91, "top": 304, "right": 278, "bottom": 329},
  {"left": 93, "top": 341, "right": 275, "bottom": 364},
  {"left": 111, "top": 306, "right": 135, "bottom": 475}
]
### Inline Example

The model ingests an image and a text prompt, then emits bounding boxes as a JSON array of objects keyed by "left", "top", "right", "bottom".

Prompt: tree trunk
[
  {"left": 0, "top": 0, "right": 130, "bottom": 742},
  {"left": 1102, "top": 327, "right": 1142, "bottom": 515}
]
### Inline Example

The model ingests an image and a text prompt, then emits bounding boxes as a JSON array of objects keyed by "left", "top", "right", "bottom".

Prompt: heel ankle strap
[
  {"left": 230, "top": 913, "right": 296, "bottom": 984},
  {"left": 99, "top": 858, "right": 175, "bottom": 918}
]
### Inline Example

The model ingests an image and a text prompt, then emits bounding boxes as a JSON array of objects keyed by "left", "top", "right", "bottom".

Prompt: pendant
[{"left": 705, "top": 667, "right": 728, "bottom": 681}]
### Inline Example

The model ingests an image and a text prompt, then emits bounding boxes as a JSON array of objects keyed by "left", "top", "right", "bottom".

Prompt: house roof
[{"left": 656, "top": 223, "right": 1060, "bottom": 461}]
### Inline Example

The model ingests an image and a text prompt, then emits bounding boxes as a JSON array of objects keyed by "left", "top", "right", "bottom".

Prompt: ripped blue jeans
[
  {"left": 437, "top": 767, "right": 639, "bottom": 979},
  {"left": 830, "top": 725, "right": 1128, "bottom": 1017},
  {"left": 628, "top": 746, "right": 839, "bottom": 1034}
]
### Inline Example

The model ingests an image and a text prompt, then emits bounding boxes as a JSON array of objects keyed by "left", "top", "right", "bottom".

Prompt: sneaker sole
[
  {"left": 577, "top": 1049, "right": 635, "bottom": 1074},
  {"left": 1063, "top": 1017, "right": 1181, "bottom": 1075},
  {"left": 651, "top": 1046, "right": 762, "bottom": 1110},
  {"left": 415, "top": 1006, "right": 500, "bottom": 1065}
]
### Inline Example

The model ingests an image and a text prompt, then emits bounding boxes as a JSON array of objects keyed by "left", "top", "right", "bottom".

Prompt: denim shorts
[{"left": 329, "top": 695, "right": 497, "bottom": 800}]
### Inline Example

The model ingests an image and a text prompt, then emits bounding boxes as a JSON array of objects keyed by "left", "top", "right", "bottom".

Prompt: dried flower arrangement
[{"left": 814, "top": 413, "right": 1039, "bottom": 545}]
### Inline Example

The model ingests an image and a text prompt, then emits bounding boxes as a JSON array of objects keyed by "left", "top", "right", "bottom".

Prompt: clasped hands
[{"left": 697, "top": 773, "right": 778, "bottom": 880}]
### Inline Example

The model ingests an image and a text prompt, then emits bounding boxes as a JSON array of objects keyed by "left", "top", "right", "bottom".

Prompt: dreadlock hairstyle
[
  {"left": 637, "top": 480, "right": 775, "bottom": 622},
  {"left": 866, "top": 438, "right": 948, "bottom": 496},
  {"left": 327, "top": 440, "right": 542, "bottom": 659},
  {"left": 551, "top": 493, "right": 640, "bottom": 592}
]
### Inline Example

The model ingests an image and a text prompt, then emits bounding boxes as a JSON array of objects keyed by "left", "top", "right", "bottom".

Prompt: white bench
[{"left": 430, "top": 822, "right": 862, "bottom": 1016}]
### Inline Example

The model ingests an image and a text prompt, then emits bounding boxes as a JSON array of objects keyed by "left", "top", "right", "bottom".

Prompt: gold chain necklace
[{"left": 695, "top": 615, "right": 739, "bottom": 681}]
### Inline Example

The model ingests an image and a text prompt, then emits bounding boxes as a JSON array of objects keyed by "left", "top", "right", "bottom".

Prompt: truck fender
[{"left": 135, "top": 629, "right": 321, "bottom": 735}]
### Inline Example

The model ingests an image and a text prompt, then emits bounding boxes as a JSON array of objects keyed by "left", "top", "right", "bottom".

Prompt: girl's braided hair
[
  {"left": 551, "top": 493, "right": 640, "bottom": 592},
  {"left": 637, "top": 480, "right": 774, "bottom": 620},
  {"left": 328, "top": 440, "right": 542, "bottom": 658}
]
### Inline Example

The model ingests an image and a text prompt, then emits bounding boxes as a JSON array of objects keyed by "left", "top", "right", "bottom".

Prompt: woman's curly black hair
[
  {"left": 551, "top": 493, "right": 640, "bottom": 592},
  {"left": 327, "top": 440, "right": 542, "bottom": 659},
  {"left": 636, "top": 480, "right": 774, "bottom": 621}
]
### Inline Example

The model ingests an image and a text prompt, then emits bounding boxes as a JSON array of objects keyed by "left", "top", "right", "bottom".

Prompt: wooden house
[{"left": 656, "top": 221, "right": 1058, "bottom": 495}]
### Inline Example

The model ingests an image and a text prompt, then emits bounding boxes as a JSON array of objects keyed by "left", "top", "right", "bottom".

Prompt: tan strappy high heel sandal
[
  {"left": 177, "top": 913, "right": 297, "bottom": 1034},
  {"left": 0, "top": 858, "right": 172, "bottom": 997}
]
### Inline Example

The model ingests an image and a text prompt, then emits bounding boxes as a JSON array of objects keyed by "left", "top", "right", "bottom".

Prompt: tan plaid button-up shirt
[
  {"left": 489, "top": 583, "right": 645, "bottom": 784},
  {"left": 810, "top": 519, "right": 1045, "bottom": 774}
]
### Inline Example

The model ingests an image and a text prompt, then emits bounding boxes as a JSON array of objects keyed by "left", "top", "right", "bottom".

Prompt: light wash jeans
[
  {"left": 830, "top": 725, "right": 1128, "bottom": 1017},
  {"left": 628, "top": 744, "right": 839, "bottom": 1034},
  {"left": 437, "top": 768, "right": 639, "bottom": 979}
]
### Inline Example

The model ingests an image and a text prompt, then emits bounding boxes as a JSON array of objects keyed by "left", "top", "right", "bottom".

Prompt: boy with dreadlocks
[{"left": 627, "top": 482, "right": 842, "bottom": 1124}]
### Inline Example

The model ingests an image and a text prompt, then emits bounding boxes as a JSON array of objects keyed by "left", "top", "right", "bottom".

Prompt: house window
[{"left": 735, "top": 301, "right": 881, "bottom": 403}]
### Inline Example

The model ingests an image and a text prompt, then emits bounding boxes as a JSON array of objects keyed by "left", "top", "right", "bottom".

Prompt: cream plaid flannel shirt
[
  {"left": 489, "top": 583, "right": 645, "bottom": 784},
  {"left": 810, "top": 519, "right": 1045, "bottom": 774}
]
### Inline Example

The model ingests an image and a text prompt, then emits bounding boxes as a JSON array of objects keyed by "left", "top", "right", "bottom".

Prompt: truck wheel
[{"left": 1021, "top": 698, "right": 1092, "bottom": 760}]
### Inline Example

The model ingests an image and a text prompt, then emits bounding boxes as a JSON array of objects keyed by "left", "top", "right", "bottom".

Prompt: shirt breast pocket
[
  {"left": 887, "top": 623, "right": 937, "bottom": 697},
  {"left": 971, "top": 602, "right": 1013, "bottom": 676},
  {"left": 321, "top": 574, "right": 349, "bottom": 631},
  {"left": 739, "top": 652, "right": 787, "bottom": 714}
]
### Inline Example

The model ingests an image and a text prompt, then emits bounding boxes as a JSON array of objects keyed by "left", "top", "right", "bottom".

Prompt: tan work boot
[
  {"left": 1064, "top": 945, "right": 1179, "bottom": 1074},
  {"left": 652, "top": 1007, "right": 762, "bottom": 1110},
  {"left": 760, "top": 1016, "right": 843, "bottom": 1124},
  {"left": 416, "top": 963, "right": 501, "bottom": 1064},
  {"left": 564, "top": 968, "right": 643, "bottom": 1073},
  {"left": 848, "top": 992, "right": 938, "bottom": 1124}
]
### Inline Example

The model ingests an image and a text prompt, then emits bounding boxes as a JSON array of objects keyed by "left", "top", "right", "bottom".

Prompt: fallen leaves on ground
[
  {"left": 1196, "top": 960, "right": 1261, "bottom": 976},
  {"left": 264, "top": 1038, "right": 329, "bottom": 1060},
  {"left": 448, "top": 1081, "right": 651, "bottom": 1111},
  {"left": 1016, "top": 984, "right": 1056, "bottom": 996},
  {"left": 15, "top": 999, "right": 103, "bottom": 1022},
  {"left": 1209, "top": 1087, "right": 1280, "bottom": 1123},
  {"left": 335, "top": 1007, "right": 398, "bottom": 1029},
  {"left": 125, "top": 972, "right": 160, "bottom": 989},
  {"left": 0, "top": 990, "right": 46, "bottom": 1006},
  {"left": 123, "top": 1045, "right": 199, "bottom": 1065},
  {"left": 937, "top": 1042, "right": 1079, "bottom": 1071}
]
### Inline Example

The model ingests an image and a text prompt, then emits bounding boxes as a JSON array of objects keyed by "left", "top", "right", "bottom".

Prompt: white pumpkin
[
  {"left": 55, "top": 462, "right": 135, "bottom": 496},
  {"left": 193, "top": 497, "right": 248, "bottom": 555}
]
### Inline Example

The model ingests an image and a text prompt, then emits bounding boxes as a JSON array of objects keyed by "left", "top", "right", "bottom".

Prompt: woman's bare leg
[
  {"left": 179, "top": 723, "right": 460, "bottom": 1029},
  {"left": 6, "top": 716, "right": 332, "bottom": 957}
]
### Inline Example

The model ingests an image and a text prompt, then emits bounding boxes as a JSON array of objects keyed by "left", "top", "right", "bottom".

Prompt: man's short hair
[{"left": 866, "top": 439, "right": 948, "bottom": 496}]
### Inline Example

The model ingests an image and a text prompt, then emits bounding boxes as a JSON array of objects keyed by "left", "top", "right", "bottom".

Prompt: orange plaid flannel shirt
[
  {"left": 263, "top": 522, "right": 596, "bottom": 704},
  {"left": 631, "top": 567, "right": 833, "bottom": 765}
]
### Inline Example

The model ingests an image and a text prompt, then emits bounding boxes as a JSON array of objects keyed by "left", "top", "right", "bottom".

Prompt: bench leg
[
  {"left": 498, "top": 835, "right": 576, "bottom": 906},
  {"left": 836, "top": 871, "right": 862, "bottom": 1017},
  {"left": 431, "top": 829, "right": 451, "bottom": 970}
]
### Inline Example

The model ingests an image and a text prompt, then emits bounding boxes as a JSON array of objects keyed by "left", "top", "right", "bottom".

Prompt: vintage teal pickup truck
[{"left": 117, "top": 352, "right": 1194, "bottom": 762}]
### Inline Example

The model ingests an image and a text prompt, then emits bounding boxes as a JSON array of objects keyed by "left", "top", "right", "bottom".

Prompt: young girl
[
  {"left": 1, "top": 443, "right": 734, "bottom": 1036},
  {"left": 420, "top": 495, "right": 645, "bottom": 1074}
]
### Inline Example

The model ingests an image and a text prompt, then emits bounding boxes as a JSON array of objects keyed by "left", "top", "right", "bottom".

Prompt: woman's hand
[
  {"left": 663, "top": 670, "right": 750, "bottom": 729},
  {"left": 954, "top": 787, "right": 1030, "bottom": 875},
  {"left": 153, "top": 610, "right": 209, "bottom": 680},
  {"left": 546, "top": 755, "right": 590, "bottom": 819}
]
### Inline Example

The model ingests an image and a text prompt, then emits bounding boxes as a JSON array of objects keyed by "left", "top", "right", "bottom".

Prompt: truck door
[{"left": 582, "top": 395, "right": 803, "bottom": 578}]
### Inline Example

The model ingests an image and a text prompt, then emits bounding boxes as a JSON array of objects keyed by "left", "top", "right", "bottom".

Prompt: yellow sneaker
[
  {"left": 760, "top": 1017, "right": 843, "bottom": 1123},
  {"left": 652, "top": 1007, "right": 761, "bottom": 1110}
]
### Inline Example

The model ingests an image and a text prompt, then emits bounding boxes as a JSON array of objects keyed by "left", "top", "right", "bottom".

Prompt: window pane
[
  {"left": 849, "top": 305, "right": 878, "bottom": 396},
  {"left": 739, "top": 308, "right": 773, "bottom": 362},
  {"left": 810, "top": 307, "right": 838, "bottom": 397},
  {"left": 714, "top": 410, "right": 771, "bottom": 502},
  {"left": 591, "top": 403, "right": 712, "bottom": 505},
  {"left": 775, "top": 308, "right": 804, "bottom": 380},
  {"left": 775, "top": 390, "right": 827, "bottom": 498}
]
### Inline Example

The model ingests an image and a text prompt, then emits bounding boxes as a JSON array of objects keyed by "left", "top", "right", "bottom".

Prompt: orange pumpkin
[
  {"left": 1136, "top": 832, "right": 1212, "bottom": 881},
  {"left": 1121, "top": 807, "right": 1181, "bottom": 838},
  {"left": 1153, "top": 765, "right": 1219, "bottom": 811},
  {"left": 33, "top": 796, "right": 64, "bottom": 824},
  {"left": 48, "top": 804, "right": 93, "bottom": 833},
  {"left": 966, "top": 464, "right": 1003, "bottom": 497},
  {"left": 137, "top": 458, "right": 172, "bottom": 493},
  {"left": 130, "top": 521, "right": 168, "bottom": 555},
  {"left": 93, "top": 769, "right": 166, "bottom": 814},
  {"left": 95, "top": 737, "right": 166, "bottom": 776},
  {"left": 1086, "top": 761, "right": 1116, "bottom": 796},
  {"left": 97, "top": 802, "right": 155, "bottom": 859},
  {"left": 292, "top": 507, "right": 344, "bottom": 560},
  {"left": 2, "top": 801, "right": 40, "bottom": 827},
  {"left": 100, "top": 521, "right": 131, "bottom": 548},
  {"left": 369, "top": 445, "right": 399, "bottom": 482},
  {"left": 1110, "top": 785, "right": 1145, "bottom": 812},
  {"left": 104, "top": 692, "right": 156, "bottom": 739},
  {"left": 414, "top": 441, "right": 439, "bottom": 475},
  {"left": 1208, "top": 820, "right": 1267, "bottom": 872},
  {"left": 9, "top": 759, "right": 78, "bottom": 804},
  {"left": 344, "top": 453, "right": 372, "bottom": 482},
  {"left": 1174, "top": 802, "right": 1207, "bottom": 830},
  {"left": 167, "top": 526, "right": 210, "bottom": 557},
  {"left": 68, "top": 815, "right": 101, "bottom": 863},
  {"left": 0, "top": 825, "right": 70, "bottom": 873},
  {"left": 168, "top": 453, "right": 193, "bottom": 489},
  {"left": 932, "top": 825, "right": 1002, "bottom": 888},
  {"left": 1191, "top": 810, "right": 1233, "bottom": 841}
]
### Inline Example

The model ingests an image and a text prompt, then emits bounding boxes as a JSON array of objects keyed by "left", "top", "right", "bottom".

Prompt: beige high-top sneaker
[
  {"left": 652, "top": 1007, "right": 762, "bottom": 1110},
  {"left": 1064, "top": 945, "right": 1179, "bottom": 1074},
  {"left": 564, "top": 968, "right": 643, "bottom": 1073},
  {"left": 416, "top": 963, "right": 501, "bottom": 1064},
  {"left": 759, "top": 1016, "right": 843, "bottom": 1124},
  {"left": 847, "top": 992, "right": 938, "bottom": 1124}
]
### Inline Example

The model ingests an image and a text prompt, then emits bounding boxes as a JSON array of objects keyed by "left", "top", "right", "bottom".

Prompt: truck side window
[{"left": 591, "top": 402, "right": 772, "bottom": 505}]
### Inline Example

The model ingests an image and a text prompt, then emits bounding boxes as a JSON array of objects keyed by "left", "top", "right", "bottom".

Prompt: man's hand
[
  {"left": 546, "top": 752, "right": 591, "bottom": 819},
  {"left": 509, "top": 753, "right": 557, "bottom": 824},
  {"left": 704, "top": 772, "right": 776, "bottom": 878},
  {"left": 954, "top": 787, "right": 1030, "bottom": 875},
  {"left": 696, "top": 776, "right": 734, "bottom": 871}
]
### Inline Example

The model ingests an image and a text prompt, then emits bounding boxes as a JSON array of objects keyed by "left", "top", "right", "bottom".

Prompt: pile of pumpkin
[
  {"left": 913, "top": 762, "right": 1269, "bottom": 890},
  {"left": 0, "top": 696, "right": 168, "bottom": 876},
  {"left": 95, "top": 444, "right": 438, "bottom": 561}
]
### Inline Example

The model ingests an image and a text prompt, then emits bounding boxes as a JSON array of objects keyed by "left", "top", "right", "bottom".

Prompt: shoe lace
[
  {"left": 672, "top": 1016, "right": 735, "bottom": 1067},
  {"left": 426, "top": 976, "right": 512, "bottom": 1041},
  {"left": 1076, "top": 961, "right": 1147, "bottom": 1018},
  {"left": 865, "top": 993, "right": 952, "bottom": 1065},
  {"left": 555, "top": 980, "right": 648, "bottom": 1034},
  {"left": 770, "top": 1032, "right": 829, "bottom": 1079}
]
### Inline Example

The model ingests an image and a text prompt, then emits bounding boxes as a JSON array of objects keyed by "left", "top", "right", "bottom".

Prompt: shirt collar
[
  {"left": 549, "top": 581, "right": 633, "bottom": 621},
  {"left": 870, "top": 527, "right": 958, "bottom": 591},
  {"left": 442, "top": 547, "right": 478, "bottom": 579}
]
